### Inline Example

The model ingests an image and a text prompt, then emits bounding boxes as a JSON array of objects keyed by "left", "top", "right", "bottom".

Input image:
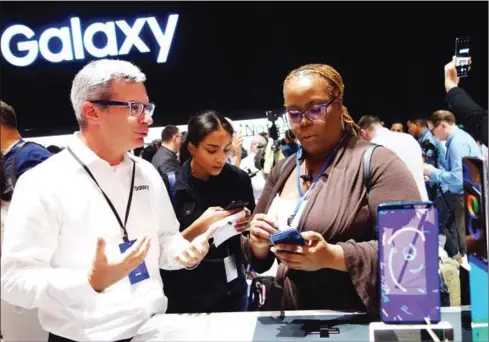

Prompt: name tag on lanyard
[
  {"left": 224, "top": 254, "right": 238, "bottom": 283},
  {"left": 287, "top": 134, "right": 349, "bottom": 227},
  {"left": 68, "top": 147, "right": 150, "bottom": 286},
  {"left": 119, "top": 240, "right": 150, "bottom": 285}
]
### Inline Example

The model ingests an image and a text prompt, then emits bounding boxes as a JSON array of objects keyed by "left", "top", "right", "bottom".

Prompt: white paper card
[
  {"left": 211, "top": 210, "right": 246, "bottom": 247},
  {"left": 224, "top": 254, "right": 238, "bottom": 283},
  {"left": 213, "top": 223, "right": 240, "bottom": 247}
]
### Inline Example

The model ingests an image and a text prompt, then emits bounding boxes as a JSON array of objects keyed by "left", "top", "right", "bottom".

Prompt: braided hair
[{"left": 283, "top": 64, "right": 360, "bottom": 136}]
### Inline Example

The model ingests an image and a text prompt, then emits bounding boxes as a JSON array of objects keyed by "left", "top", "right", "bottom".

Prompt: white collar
[{"left": 68, "top": 132, "right": 133, "bottom": 169}]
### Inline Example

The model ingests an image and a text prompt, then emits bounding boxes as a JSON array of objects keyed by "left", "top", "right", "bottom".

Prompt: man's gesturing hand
[{"left": 88, "top": 237, "right": 151, "bottom": 292}]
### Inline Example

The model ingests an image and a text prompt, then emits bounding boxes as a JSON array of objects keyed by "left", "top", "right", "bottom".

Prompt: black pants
[
  {"left": 48, "top": 333, "right": 132, "bottom": 342},
  {"left": 437, "top": 192, "right": 466, "bottom": 258}
]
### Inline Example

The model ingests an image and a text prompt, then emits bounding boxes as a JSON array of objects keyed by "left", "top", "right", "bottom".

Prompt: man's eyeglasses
[
  {"left": 90, "top": 100, "right": 155, "bottom": 118},
  {"left": 430, "top": 122, "right": 441, "bottom": 135},
  {"left": 285, "top": 97, "right": 337, "bottom": 126}
]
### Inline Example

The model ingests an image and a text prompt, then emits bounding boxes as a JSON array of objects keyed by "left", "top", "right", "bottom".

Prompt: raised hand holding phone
[
  {"left": 455, "top": 37, "right": 470, "bottom": 78},
  {"left": 445, "top": 55, "right": 472, "bottom": 93}
]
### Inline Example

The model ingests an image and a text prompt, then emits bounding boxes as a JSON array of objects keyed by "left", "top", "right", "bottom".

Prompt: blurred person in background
[
  {"left": 358, "top": 115, "right": 428, "bottom": 201},
  {"left": 278, "top": 129, "right": 300, "bottom": 158},
  {"left": 0, "top": 101, "right": 51, "bottom": 193},
  {"left": 407, "top": 118, "right": 447, "bottom": 200},
  {"left": 390, "top": 121, "right": 404, "bottom": 132},
  {"left": 240, "top": 134, "right": 268, "bottom": 203},
  {"left": 151, "top": 125, "right": 182, "bottom": 176},
  {"left": 140, "top": 139, "right": 160, "bottom": 162},
  {"left": 240, "top": 135, "right": 268, "bottom": 173},
  {"left": 162, "top": 110, "right": 255, "bottom": 314},
  {"left": 225, "top": 117, "right": 247, "bottom": 167},
  {"left": 425, "top": 110, "right": 482, "bottom": 261}
]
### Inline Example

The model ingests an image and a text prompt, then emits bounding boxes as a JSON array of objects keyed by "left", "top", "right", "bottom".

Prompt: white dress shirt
[
  {"left": 1, "top": 133, "right": 189, "bottom": 341},
  {"left": 372, "top": 127, "right": 429, "bottom": 201},
  {"left": 1, "top": 200, "right": 49, "bottom": 342}
]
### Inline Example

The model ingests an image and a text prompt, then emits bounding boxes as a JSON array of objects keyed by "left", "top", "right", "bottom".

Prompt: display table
[{"left": 132, "top": 307, "right": 469, "bottom": 341}]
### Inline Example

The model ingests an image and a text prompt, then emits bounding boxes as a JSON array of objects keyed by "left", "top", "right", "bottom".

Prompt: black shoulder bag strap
[
  {"left": 363, "top": 144, "right": 380, "bottom": 194},
  {"left": 279, "top": 154, "right": 295, "bottom": 175}
]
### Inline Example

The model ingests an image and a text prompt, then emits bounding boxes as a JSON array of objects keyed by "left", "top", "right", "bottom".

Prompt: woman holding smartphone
[
  {"left": 161, "top": 110, "right": 255, "bottom": 314},
  {"left": 242, "top": 64, "right": 421, "bottom": 313}
]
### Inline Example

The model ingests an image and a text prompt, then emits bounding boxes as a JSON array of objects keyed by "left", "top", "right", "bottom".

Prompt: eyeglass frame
[
  {"left": 430, "top": 121, "right": 442, "bottom": 135},
  {"left": 90, "top": 100, "right": 155, "bottom": 118},
  {"left": 284, "top": 96, "right": 337, "bottom": 126}
]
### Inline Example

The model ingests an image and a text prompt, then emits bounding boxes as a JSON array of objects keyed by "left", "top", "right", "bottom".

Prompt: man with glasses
[
  {"left": 151, "top": 125, "right": 182, "bottom": 176},
  {"left": 1, "top": 59, "right": 214, "bottom": 342},
  {"left": 424, "top": 110, "right": 481, "bottom": 262}
]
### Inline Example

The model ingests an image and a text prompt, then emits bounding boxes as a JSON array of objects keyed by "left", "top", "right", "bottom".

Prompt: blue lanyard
[{"left": 287, "top": 134, "right": 349, "bottom": 227}]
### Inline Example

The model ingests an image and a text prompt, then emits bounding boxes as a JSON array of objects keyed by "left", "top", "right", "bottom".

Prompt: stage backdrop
[{"left": 1, "top": 2, "right": 487, "bottom": 137}]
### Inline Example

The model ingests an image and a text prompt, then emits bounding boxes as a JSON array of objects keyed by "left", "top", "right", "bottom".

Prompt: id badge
[
  {"left": 224, "top": 254, "right": 238, "bottom": 283},
  {"left": 119, "top": 240, "right": 150, "bottom": 285}
]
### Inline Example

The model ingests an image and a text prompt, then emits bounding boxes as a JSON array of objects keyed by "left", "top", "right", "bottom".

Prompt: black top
[
  {"left": 151, "top": 146, "right": 180, "bottom": 176},
  {"left": 446, "top": 87, "right": 488, "bottom": 146},
  {"left": 161, "top": 160, "right": 255, "bottom": 313}
]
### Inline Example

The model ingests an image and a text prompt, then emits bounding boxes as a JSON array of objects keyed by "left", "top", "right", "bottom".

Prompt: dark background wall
[{"left": 1, "top": 1, "right": 487, "bottom": 137}]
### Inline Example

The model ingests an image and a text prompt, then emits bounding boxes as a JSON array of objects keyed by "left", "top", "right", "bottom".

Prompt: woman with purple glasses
[{"left": 241, "top": 64, "right": 421, "bottom": 313}]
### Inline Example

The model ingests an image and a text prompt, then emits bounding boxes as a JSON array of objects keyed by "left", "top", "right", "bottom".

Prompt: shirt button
[{"left": 185, "top": 210, "right": 191, "bottom": 215}]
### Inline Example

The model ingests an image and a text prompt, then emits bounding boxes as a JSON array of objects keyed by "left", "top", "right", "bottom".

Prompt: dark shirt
[
  {"left": 2, "top": 140, "right": 51, "bottom": 187},
  {"left": 446, "top": 87, "right": 488, "bottom": 146},
  {"left": 161, "top": 160, "right": 255, "bottom": 313},
  {"left": 151, "top": 146, "right": 180, "bottom": 176}
]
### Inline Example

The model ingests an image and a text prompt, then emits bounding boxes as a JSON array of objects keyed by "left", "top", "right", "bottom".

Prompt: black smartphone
[
  {"left": 225, "top": 200, "right": 249, "bottom": 210},
  {"left": 455, "top": 37, "right": 470, "bottom": 78}
]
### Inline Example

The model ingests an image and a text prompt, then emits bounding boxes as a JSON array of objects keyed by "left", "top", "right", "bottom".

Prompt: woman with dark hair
[
  {"left": 178, "top": 131, "right": 190, "bottom": 165},
  {"left": 242, "top": 64, "right": 421, "bottom": 313},
  {"left": 161, "top": 110, "right": 255, "bottom": 314}
]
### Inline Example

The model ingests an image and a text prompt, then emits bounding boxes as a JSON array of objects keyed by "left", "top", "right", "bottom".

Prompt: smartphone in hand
[
  {"left": 269, "top": 228, "right": 306, "bottom": 246},
  {"left": 225, "top": 200, "right": 249, "bottom": 210},
  {"left": 455, "top": 37, "right": 470, "bottom": 78}
]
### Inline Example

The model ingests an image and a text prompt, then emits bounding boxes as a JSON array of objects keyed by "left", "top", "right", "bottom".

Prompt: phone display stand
[{"left": 369, "top": 321, "right": 454, "bottom": 342}]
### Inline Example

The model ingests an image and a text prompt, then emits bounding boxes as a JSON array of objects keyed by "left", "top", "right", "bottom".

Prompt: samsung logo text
[{"left": 0, "top": 15, "right": 179, "bottom": 67}]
